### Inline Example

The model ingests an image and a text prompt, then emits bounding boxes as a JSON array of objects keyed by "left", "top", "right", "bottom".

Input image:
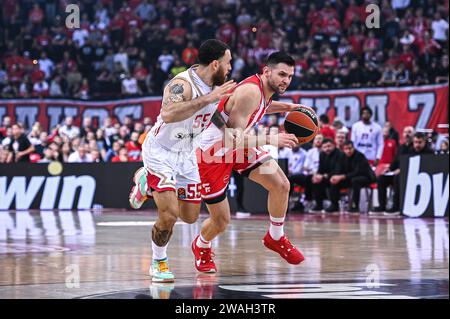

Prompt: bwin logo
[
  {"left": 403, "top": 156, "right": 449, "bottom": 217},
  {"left": 0, "top": 176, "right": 96, "bottom": 210}
]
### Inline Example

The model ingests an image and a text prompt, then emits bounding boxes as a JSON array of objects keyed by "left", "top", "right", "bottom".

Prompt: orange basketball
[{"left": 284, "top": 107, "right": 319, "bottom": 144}]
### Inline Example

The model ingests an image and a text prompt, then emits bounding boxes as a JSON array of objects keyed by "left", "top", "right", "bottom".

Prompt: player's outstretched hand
[
  {"left": 206, "top": 80, "right": 235, "bottom": 103},
  {"left": 270, "top": 133, "right": 298, "bottom": 148}
]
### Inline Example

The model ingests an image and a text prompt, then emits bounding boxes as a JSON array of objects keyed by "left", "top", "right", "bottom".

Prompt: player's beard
[
  {"left": 267, "top": 76, "right": 287, "bottom": 94},
  {"left": 212, "top": 65, "right": 228, "bottom": 86}
]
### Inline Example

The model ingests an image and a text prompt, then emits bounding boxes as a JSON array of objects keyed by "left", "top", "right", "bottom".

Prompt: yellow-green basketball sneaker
[{"left": 149, "top": 258, "right": 175, "bottom": 283}]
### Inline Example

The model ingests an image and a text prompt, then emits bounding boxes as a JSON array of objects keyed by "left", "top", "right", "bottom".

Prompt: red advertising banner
[
  {"left": 282, "top": 83, "right": 449, "bottom": 133},
  {"left": 0, "top": 84, "right": 448, "bottom": 132},
  {"left": 0, "top": 96, "right": 162, "bottom": 131}
]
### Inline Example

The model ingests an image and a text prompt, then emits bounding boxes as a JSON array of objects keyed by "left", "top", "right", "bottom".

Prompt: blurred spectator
[
  {"left": 319, "top": 114, "right": 336, "bottom": 141},
  {"left": 33, "top": 131, "right": 48, "bottom": 157},
  {"left": 91, "top": 149, "right": 103, "bottom": 162},
  {"left": 59, "top": 116, "right": 80, "bottom": 140},
  {"left": 158, "top": 48, "right": 174, "bottom": 73},
  {"left": 61, "top": 142, "right": 72, "bottom": 162},
  {"left": 0, "top": 145, "right": 10, "bottom": 163},
  {"left": 335, "top": 130, "right": 347, "bottom": 151},
  {"left": 123, "top": 116, "right": 134, "bottom": 132},
  {"left": 136, "top": 0, "right": 157, "bottom": 22},
  {"left": 1, "top": 127, "right": 12, "bottom": 147},
  {"left": 32, "top": 78, "right": 50, "bottom": 97},
  {"left": 121, "top": 72, "right": 141, "bottom": 96},
  {"left": 384, "top": 122, "right": 400, "bottom": 144},
  {"left": 429, "top": 55, "right": 449, "bottom": 83},
  {"left": 105, "top": 140, "right": 121, "bottom": 162},
  {"left": 377, "top": 126, "right": 398, "bottom": 168},
  {"left": 289, "top": 133, "right": 325, "bottom": 211},
  {"left": 351, "top": 107, "right": 384, "bottom": 165},
  {"left": 49, "top": 75, "right": 64, "bottom": 97},
  {"left": 311, "top": 138, "right": 345, "bottom": 212},
  {"left": 38, "top": 52, "right": 54, "bottom": 80},
  {"left": 29, "top": 4, "right": 44, "bottom": 26},
  {"left": 373, "top": 126, "right": 415, "bottom": 214},
  {"left": 133, "top": 61, "right": 149, "bottom": 93},
  {"left": 182, "top": 41, "right": 199, "bottom": 66},
  {"left": 68, "top": 144, "right": 93, "bottom": 163},
  {"left": 436, "top": 138, "right": 449, "bottom": 154},
  {"left": 80, "top": 117, "right": 95, "bottom": 138},
  {"left": 102, "top": 117, "right": 118, "bottom": 139},
  {"left": 125, "top": 131, "right": 142, "bottom": 161},
  {"left": 431, "top": 11, "right": 449, "bottom": 47},
  {"left": 38, "top": 147, "right": 55, "bottom": 163},
  {"left": 112, "top": 146, "right": 130, "bottom": 162},
  {"left": 6, "top": 123, "right": 35, "bottom": 162},
  {"left": 27, "top": 123, "right": 42, "bottom": 147},
  {"left": 378, "top": 64, "right": 398, "bottom": 86},
  {"left": 329, "top": 141, "right": 376, "bottom": 213}
]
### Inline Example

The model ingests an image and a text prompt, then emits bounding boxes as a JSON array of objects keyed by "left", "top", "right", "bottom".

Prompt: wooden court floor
[{"left": 0, "top": 210, "right": 448, "bottom": 299}]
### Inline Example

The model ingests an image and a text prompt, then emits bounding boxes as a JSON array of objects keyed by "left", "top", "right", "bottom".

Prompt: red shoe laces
[
  {"left": 280, "top": 236, "right": 295, "bottom": 252},
  {"left": 199, "top": 247, "right": 215, "bottom": 262}
]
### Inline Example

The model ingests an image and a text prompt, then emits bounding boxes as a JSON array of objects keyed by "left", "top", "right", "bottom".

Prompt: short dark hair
[
  {"left": 414, "top": 132, "right": 426, "bottom": 140},
  {"left": 343, "top": 140, "right": 354, "bottom": 147},
  {"left": 198, "top": 39, "right": 230, "bottom": 66},
  {"left": 319, "top": 114, "right": 330, "bottom": 124},
  {"left": 266, "top": 51, "right": 295, "bottom": 67},
  {"left": 360, "top": 107, "right": 373, "bottom": 116},
  {"left": 322, "top": 138, "right": 335, "bottom": 145}
]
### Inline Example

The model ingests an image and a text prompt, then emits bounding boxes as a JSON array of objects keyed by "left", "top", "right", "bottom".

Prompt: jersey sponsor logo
[
  {"left": 177, "top": 187, "right": 187, "bottom": 199},
  {"left": 175, "top": 132, "right": 195, "bottom": 139},
  {"left": 357, "top": 143, "right": 373, "bottom": 148}
]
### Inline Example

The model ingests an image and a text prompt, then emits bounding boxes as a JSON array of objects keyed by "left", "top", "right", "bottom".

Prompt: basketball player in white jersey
[
  {"left": 351, "top": 107, "right": 384, "bottom": 166},
  {"left": 129, "top": 39, "right": 235, "bottom": 282},
  {"left": 192, "top": 52, "right": 308, "bottom": 273}
]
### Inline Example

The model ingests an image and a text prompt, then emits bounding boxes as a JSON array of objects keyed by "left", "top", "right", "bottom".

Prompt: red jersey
[
  {"left": 125, "top": 141, "right": 141, "bottom": 161},
  {"left": 320, "top": 125, "right": 336, "bottom": 141},
  {"left": 198, "top": 74, "right": 272, "bottom": 152},
  {"left": 379, "top": 138, "right": 398, "bottom": 164}
]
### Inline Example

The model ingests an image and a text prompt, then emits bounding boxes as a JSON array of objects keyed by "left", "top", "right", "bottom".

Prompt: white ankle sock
[
  {"left": 196, "top": 233, "right": 211, "bottom": 248},
  {"left": 269, "top": 216, "right": 285, "bottom": 240},
  {"left": 152, "top": 240, "right": 168, "bottom": 260}
]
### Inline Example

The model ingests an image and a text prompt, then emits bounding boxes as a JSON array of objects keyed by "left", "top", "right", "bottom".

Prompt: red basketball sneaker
[
  {"left": 191, "top": 236, "right": 217, "bottom": 273},
  {"left": 262, "top": 231, "right": 305, "bottom": 265}
]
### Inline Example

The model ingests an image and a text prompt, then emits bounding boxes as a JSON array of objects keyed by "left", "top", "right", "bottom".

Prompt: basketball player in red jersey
[{"left": 193, "top": 52, "right": 311, "bottom": 272}]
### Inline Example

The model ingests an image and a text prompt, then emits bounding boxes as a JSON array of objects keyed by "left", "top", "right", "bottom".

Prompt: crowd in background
[
  {"left": 0, "top": 109, "right": 448, "bottom": 214},
  {"left": 0, "top": 114, "right": 152, "bottom": 163},
  {"left": 0, "top": 0, "right": 449, "bottom": 99}
]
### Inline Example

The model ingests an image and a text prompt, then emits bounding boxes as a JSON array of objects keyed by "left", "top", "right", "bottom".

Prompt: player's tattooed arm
[
  {"left": 160, "top": 78, "right": 235, "bottom": 124},
  {"left": 161, "top": 82, "right": 186, "bottom": 108}
]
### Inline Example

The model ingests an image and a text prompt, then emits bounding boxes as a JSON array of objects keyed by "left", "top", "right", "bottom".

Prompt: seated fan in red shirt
[{"left": 375, "top": 126, "right": 398, "bottom": 176}]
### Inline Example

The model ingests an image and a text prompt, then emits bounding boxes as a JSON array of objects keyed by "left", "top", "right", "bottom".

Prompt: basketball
[{"left": 284, "top": 107, "right": 319, "bottom": 144}]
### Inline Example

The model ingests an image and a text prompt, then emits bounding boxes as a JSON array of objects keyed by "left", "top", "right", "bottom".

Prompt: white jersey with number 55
[{"left": 149, "top": 65, "right": 217, "bottom": 152}]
